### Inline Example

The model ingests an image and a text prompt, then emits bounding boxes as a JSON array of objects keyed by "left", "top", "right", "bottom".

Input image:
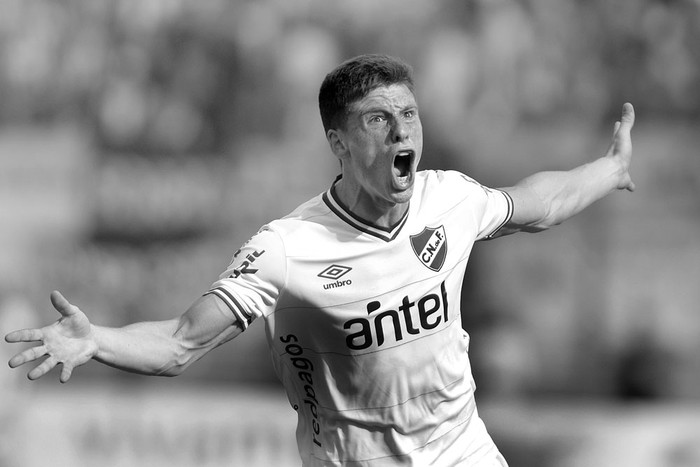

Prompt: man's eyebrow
[
  {"left": 359, "top": 106, "right": 390, "bottom": 115},
  {"left": 359, "top": 103, "right": 417, "bottom": 115}
]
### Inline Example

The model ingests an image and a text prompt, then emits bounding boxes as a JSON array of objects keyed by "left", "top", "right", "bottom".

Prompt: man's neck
[{"left": 332, "top": 180, "right": 409, "bottom": 230}]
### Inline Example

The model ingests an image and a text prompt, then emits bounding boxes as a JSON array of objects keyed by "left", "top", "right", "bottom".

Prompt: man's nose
[{"left": 391, "top": 119, "right": 409, "bottom": 143}]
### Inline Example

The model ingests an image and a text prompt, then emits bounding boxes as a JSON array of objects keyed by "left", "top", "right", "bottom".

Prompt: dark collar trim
[{"left": 322, "top": 179, "right": 409, "bottom": 242}]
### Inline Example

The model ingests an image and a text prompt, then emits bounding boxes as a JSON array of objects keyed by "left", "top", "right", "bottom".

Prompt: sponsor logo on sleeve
[{"left": 228, "top": 249, "right": 265, "bottom": 278}]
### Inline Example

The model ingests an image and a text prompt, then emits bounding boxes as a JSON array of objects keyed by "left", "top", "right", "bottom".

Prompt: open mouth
[{"left": 393, "top": 150, "right": 414, "bottom": 179}]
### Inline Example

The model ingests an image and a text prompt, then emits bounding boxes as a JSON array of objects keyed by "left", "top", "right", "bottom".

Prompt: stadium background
[{"left": 1, "top": 0, "right": 699, "bottom": 466}]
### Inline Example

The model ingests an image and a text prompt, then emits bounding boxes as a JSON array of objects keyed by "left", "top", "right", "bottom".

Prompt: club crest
[{"left": 410, "top": 226, "right": 447, "bottom": 271}]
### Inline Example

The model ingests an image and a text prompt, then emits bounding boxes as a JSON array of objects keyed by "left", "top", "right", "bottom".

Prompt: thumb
[
  {"left": 50, "top": 290, "right": 79, "bottom": 318},
  {"left": 618, "top": 102, "right": 635, "bottom": 133}
]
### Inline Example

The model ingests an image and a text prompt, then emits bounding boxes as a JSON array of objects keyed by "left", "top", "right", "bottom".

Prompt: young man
[{"left": 6, "top": 54, "right": 635, "bottom": 466}]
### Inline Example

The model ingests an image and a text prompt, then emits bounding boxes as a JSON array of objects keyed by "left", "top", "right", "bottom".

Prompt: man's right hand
[
  {"left": 606, "top": 102, "right": 636, "bottom": 192},
  {"left": 5, "top": 291, "right": 98, "bottom": 383}
]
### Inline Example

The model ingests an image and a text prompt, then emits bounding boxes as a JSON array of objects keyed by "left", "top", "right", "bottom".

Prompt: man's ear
[{"left": 327, "top": 129, "right": 347, "bottom": 157}]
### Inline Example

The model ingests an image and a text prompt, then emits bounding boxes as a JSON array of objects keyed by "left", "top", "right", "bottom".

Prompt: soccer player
[{"left": 5, "top": 54, "right": 635, "bottom": 466}]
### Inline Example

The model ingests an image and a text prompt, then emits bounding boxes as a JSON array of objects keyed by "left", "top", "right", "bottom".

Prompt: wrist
[
  {"left": 90, "top": 324, "right": 106, "bottom": 360},
  {"left": 598, "top": 156, "right": 628, "bottom": 191}
]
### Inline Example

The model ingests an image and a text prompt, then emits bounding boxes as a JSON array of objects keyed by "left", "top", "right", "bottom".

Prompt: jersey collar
[{"left": 322, "top": 176, "right": 409, "bottom": 242}]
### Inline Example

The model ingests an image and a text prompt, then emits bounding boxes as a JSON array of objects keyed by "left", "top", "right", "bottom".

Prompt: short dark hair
[{"left": 318, "top": 54, "right": 415, "bottom": 134}]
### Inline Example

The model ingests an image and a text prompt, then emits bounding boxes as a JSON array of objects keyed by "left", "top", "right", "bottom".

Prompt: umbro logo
[
  {"left": 318, "top": 264, "right": 353, "bottom": 290},
  {"left": 318, "top": 264, "right": 352, "bottom": 280}
]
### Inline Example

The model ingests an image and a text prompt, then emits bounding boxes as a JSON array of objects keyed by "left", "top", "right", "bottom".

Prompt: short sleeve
[
  {"left": 451, "top": 172, "right": 514, "bottom": 241},
  {"left": 204, "top": 226, "right": 286, "bottom": 330}
]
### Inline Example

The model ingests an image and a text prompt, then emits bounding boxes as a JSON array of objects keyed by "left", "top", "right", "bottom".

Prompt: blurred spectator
[
  {"left": 469, "top": 308, "right": 539, "bottom": 399},
  {"left": 615, "top": 325, "right": 677, "bottom": 400}
]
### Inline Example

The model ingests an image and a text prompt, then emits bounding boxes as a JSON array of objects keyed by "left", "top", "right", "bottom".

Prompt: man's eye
[
  {"left": 404, "top": 110, "right": 416, "bottom": 119},
  {"left": 369, "top": 115, "right": 385, "bottom": 123}
]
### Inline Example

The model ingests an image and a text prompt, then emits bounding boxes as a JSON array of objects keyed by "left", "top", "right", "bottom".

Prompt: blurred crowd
[
  {"left": 2, "top": 0, "right": 699, "bottom": 148},
  {"left": 1, "top": 0, "right": 699, "bottom": 397}
]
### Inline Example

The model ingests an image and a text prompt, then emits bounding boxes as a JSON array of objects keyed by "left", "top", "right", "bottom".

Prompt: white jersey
[{"left": 206, "top": 170, "right": 512, "bottom": 466}]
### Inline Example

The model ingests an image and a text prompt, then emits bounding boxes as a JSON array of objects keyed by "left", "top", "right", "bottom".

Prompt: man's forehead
[{"left": 350, "top": 84, "right": 417, "bottom": 112}]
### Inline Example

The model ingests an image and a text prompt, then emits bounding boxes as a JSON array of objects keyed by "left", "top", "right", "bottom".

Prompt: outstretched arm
[
  {"left": 5, "top": 291, "right": 241, "bottom": 382},
  {"left": 494, "top": 103, "right": 635, "bottom": 237}
]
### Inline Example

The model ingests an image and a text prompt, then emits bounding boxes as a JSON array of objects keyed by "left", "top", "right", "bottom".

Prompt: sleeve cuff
[
  {"left": 483, "top": 189, "right": 514, "bottom": 240},
  {"left": 205, "top": 285, "right": 255, "bottom": 330}
]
